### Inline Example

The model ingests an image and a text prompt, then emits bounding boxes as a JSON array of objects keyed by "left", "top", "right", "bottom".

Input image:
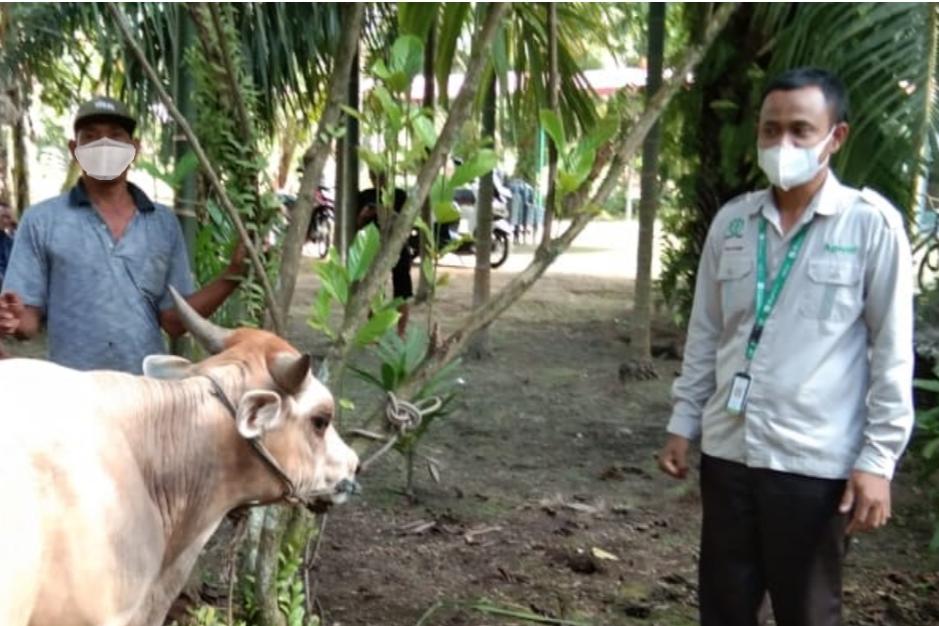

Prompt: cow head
[{"left": 142, "top": 289, "right": 359, "bottom": 509}]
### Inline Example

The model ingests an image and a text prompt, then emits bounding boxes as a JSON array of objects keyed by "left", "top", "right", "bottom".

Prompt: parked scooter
[
  {"left": 306, "top": 186, "right": 334, "bottom": 259},
  {"left": 277, "top": 186, "right": 334, "bottom": 259},
  {"left": 410, "top": 186, "right": 512, "bottom": 268}
]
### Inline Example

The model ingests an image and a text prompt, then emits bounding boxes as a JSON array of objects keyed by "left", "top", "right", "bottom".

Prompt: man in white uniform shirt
[{"left": 658, "top": 68, "right": 914, "bottom": 626}]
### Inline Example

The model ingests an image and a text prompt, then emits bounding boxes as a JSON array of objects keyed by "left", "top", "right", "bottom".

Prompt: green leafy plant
[
  {"left": 914, "top": 363, "right": 939, "bottom": 550},
  {"left": 350, "top": 326, "right": 463, "bottom": 494},
  {"left": 539, "top": 108, "right": 618, "bottom": 202},
  {"left": 308, "top": 223, "right": 401, "bottom": 345}
]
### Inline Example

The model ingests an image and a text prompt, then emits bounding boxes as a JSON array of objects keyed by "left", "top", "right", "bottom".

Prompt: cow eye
[{"left": 312, "top": 415, "right": 330, "bottom": 432}]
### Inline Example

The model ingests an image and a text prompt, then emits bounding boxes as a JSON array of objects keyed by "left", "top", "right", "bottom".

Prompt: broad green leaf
[
  {"left": 440, "top": 234, "right": 472, "bottom": 256},
  {"left": 412, "top": 115, "right": 437, "bottom": 148},
  {"left": 434, "top": 201, "right": 461, "bottom": 223},
  {"left": 539, "top": 109, "right": 567, "bottom": 154},
  {"left": 413, "top": 216, "right": 433, "bottom": 242},
  {"left": 348, "top": 364, "right": 385, "bottom": 390},
  {"left": 436, "top": 272, "right": 450, "bottom": 287},
  {"left": 354, "top": 309, "right": 400, "bottom": 346},
  {"left": 913, "top": 379, "right": 939, "bottom": 392},
  {"left": 557, "top": 171, "right": 582, "bottom": 195},
  {"left": 309, "top": 287, "right": 332, "bottom": 326},
  {"left": 347, "top": 224, "right": 380, "bottom": 282},
  {"left": 372, "top": 84, "right": 403, "bottom": 128},
  {"left": 923, "top": 437, "right": 939, "bottom": 460},
  {"left": 339, "top": 104, "right": 363, "bottom": 121},
  {"left": 430, "top": 176, "right": 451, "bottom": 207},
  {"left": 391, "top": 35, "right": 424, "bottom": 83},
  {"left": 381, "top": 361, "right": 398, "bottom": 390},
  {"left": 358, "top": 147, "right": 386, "bottom": 176},
  {"left": 450, "top": 149, "right": 498, "bottom": 188},
  {"left": 387, "top": 70, "right": 411, "bottom": 94},
  {"left": 313, "top": 261, "right": 349, "bottom": 305},
  {"left": 371, "top": 58, "right": 392, "bottom": 81},
  {"left": 435, "top": 3, "right": 471, "bottom": 107},
  {"left": 398, "top": 3, "right": 439, "bottom": 39},
  {"left": 582, "top": 115, "right": 619, "bottom": 153}
]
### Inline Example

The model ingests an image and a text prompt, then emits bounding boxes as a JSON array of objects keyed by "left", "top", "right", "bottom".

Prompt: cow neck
[
  {"left": 127, "top": 373, "right": 284, "bottom": 558},
  {"left": 203, "top": 374, "right": 300, "bottom": 505}
]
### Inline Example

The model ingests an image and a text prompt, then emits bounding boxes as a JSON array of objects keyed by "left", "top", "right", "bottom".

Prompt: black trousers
[{"left": 699, "top": 454, "right": 848, "bottom": 626}]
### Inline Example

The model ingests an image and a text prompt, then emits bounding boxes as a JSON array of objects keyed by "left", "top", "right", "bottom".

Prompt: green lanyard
[{"left": 745, "top": 218, "right": 811, "bottom": 361}]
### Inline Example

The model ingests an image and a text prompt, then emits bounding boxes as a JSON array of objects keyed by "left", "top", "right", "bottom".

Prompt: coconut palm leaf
[{"left": 754, "top": 2, "right": 936, "bottom": 213}]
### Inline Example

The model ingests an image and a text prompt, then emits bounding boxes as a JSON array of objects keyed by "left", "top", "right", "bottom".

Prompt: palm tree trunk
[
  {"left": 416, "top": 26, "right": 436, "bottom": 302},
  {"left": 540, "top": 2, "right": 559, "bottom": 249},
  {"left": 624, "top": 2, "right": 666, "bottom": 381},
  {"left": 11, "top": 84, "right": 29, "bottom": 212},
  {"left": 276, "top": 117, "right": 299, "bottom": 191},
  {"left": 339, "top": 45, "right": 360, "bottom": 261},
  {"left": 469, "top": 74, "right": 497, "bottom": 359},
  {"left": 912, "top": 4, "right": 938, "bottom": 220},
  {"left": 0, "top": 126, "right": 10, "bottom": 206}
]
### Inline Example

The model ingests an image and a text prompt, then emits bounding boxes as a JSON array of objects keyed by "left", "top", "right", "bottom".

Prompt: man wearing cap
[{"left": 0, "top": 97, "right": 245, "bottom": 373}]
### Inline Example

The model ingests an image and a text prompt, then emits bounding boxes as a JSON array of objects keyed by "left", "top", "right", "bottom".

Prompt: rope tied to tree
[{"left": 355, "top": 392, "right": 443, "bottom": 473}]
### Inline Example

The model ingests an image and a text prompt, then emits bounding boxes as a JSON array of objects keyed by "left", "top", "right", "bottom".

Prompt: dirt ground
[{"left": 280, "top": 222, "right": 939, "bottom": 626}]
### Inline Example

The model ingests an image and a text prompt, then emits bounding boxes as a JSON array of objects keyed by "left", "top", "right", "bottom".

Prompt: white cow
[{"left": 0, "top": 289, "right": 358, "bottom": 626}]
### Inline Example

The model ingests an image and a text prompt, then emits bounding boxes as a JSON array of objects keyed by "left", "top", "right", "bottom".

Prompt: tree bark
[
  {"left": 416, "top": 25, "right": 437, "bottom": 302},
  {"left": 469, "top": 74, "right": 497, "bottom": 359},
  {"left": 331, "top": 3, "right": 509, "bottom": 366},
  {"left": 624, "top": 2, "right": 666, "bottom": 381},
  {"left": 11, "top": 84, "right": 28, "bottom": 212},
  {"left": 275, "top": 116, "right": 299, "bottom": 191},
  {"left": 275, "top": 3, "right": 364, "bottom": 315},
  {"left": 340, "top": 46, "right": 360, "bottom": 260},
  {"left": 0, "top": 125, "right": 9, "bottom": 206},
  {"left": 540, "top": 2, "right": 559, "bottom": 249}
]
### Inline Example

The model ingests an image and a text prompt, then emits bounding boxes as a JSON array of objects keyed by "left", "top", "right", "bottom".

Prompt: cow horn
[
  {"left": 168, "top": 286, "right": 232, "bottom": 354},
  {"left": 271, "top": 353, "right": 312, "bottom": 393}
]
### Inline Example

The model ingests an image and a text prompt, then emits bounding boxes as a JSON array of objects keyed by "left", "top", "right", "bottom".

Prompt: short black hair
[{"left": 761, "top": 67, "right": 849, "bottom": 124}]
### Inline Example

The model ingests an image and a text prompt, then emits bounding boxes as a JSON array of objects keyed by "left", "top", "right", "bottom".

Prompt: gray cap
[{"left": 73, "top": 96, "right": 137, "bottom": 135}]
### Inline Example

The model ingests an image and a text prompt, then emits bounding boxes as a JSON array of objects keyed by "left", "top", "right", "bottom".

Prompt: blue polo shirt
[{"left": 1, "top": 182, "right": 195, "bottom": 373}]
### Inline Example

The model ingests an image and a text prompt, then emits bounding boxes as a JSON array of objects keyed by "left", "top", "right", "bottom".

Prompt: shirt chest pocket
[
  {"left": 798, "top": 260, "right": 862, "bottom": 322},
  {"left": 123, "top": 253, "right": 169, "bottom": 305},
  {"left": 717, "top": 253, "right": 754, "bottom": 321}
]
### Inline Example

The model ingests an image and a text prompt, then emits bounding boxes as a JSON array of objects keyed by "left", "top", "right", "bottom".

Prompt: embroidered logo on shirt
[
  {"left": 725, "top": 218, "right": 745, "bottom": 239},
  {"left": 824, "top": 243, "right": 859, "bottom": 255}
]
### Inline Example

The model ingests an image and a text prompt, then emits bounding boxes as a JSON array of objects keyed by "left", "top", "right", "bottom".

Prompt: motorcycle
[
  {"left": 410, "top": 186, "right": 512, "bottom": 269},
  {"left": 277, "top": 186, "right": 334, "bottom": 259},
  {"left": 306, "top": 186, "right": 334, "bottom": 259}
]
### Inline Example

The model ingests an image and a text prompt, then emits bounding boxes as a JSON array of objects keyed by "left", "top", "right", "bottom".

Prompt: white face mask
[
  {"left": 73, "top": 137, "right": 137, "bottom": 181},
  {"left": 757, "top": 127, "right": 835, "bottom": 191}
]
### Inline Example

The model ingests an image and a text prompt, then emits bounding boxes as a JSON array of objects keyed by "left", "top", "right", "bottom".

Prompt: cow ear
[
  {"left": 236, "top": 390, "right": 285, "bottom": 439},
  {"left": 143, "top": 355, "right": 194, "bottom": 380}
]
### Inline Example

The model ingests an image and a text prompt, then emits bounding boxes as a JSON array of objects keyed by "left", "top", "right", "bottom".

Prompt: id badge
[{"left": 726, "top": 372, "right": 752, "bottom": 415}]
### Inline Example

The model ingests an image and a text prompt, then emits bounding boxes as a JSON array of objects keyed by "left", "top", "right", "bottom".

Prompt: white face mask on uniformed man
[
  {"left": 757, "top": 127, "right": 835, "bottom": 191},
  {"left": 73, "top": 137, "right": 137, "bottom": 181}
]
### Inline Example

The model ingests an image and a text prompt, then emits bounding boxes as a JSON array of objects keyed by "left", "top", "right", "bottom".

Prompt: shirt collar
[
  {"left": 746, "top": 169, "right": 848, "bottom": 220},
  {"left": 68, "top": 179, "right": 156, "bottom": 213}
]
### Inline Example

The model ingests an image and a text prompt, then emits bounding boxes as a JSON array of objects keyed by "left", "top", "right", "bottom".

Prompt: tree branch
[
  {"left": 333, "top": 3, "right": 510, "bottom": 361},
  {"left": 106, "top": 2, "right": 285, "bottom": 334},
  {"left": 399, "top": 2, "right": 739, "bottom": 396},
  {"left": 207, "top": 3, "right": 254, "bottom": 141},
  {"left": 276, "top": 3, "right": 365, "bottom": 316}
]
